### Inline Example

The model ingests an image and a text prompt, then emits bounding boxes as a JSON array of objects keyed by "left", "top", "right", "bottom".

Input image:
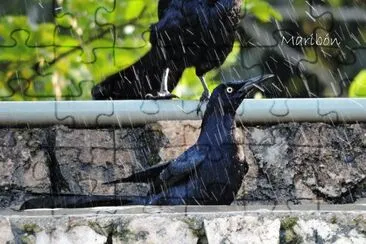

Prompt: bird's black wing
[
  {"left": 103, "top": 162, "right": 171, "bottom": 184},
  {"left": 104, "top": 144, "right": 208, "bottom": 186},
  {"left": 150, "top": 0, "right": 188, "bottom": 46},
  {"left": 158, "top": 144, "right": 208, "bottom": 185},
  {"left": 157, "top": 0, "right": 171, "bottom": 19}
]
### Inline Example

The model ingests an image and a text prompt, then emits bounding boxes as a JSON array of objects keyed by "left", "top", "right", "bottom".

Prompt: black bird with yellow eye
[{"left": 21, "top": 74, "right": 273, "bottom": 209}]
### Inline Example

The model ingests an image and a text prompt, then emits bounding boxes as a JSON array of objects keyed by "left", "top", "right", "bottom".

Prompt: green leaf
[
  {"left": 349, "top": 70, "right": 366, "bottom": 97},
  {"left": 244, "top": 0, "right": 283, "bottom": 22}
]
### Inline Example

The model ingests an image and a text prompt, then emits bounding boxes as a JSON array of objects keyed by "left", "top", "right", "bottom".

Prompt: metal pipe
[{"left": 0, "top": 98, "right": 366, "bottom": 127}]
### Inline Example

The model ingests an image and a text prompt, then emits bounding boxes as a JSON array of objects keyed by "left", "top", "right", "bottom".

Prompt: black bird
[
  {"left": 91, "top": 46, "right": 185, "bottom": 100},
  {"left": 92, "top": 0, "right": 242, "bottom": 101},
  {"left": 21, "top": 74, "right": 273, "bottom": 209}
]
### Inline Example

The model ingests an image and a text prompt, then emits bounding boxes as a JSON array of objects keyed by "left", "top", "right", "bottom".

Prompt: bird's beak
[{"left": 238, "top": 74, "right": 274, "bottom": 95}]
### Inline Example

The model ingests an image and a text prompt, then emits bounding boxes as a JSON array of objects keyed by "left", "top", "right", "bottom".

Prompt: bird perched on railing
[
  {"left": 91, "top": 0, "right": 242, "bottom": 101},
  {"left": 21, "top": 74, "right": 273, "bottom": 209}
]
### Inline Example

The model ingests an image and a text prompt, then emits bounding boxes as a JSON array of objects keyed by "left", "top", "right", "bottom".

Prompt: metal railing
[{"left": 1, "top": 98, "right": 366, "bottom": 127}]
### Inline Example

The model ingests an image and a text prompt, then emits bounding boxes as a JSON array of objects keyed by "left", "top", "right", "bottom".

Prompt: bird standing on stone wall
[
  {"left": 91, "top": 0, "right": 242, "bottom": 101},
  {"left": 21, "top": 74, "right": 273, "bottom": 209}
]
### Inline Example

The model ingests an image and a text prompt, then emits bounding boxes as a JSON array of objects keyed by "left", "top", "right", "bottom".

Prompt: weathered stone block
[
  {"left": 204, "top": 216, "right": 280, "bottom": 244},
  {"left": 56, "top": 126, "right": 114, "bottom": 148},
  {"left": 113, "top": 217, "right": 198, "bottom": 244},
  {"left": 1, "top": 121, "right": 366, "bottom": 208},
  {"left": 183, "top": 121, "right": 201, "bottom": 145},
  {"left": 157, "top": 121, "right": 186, "bottom": 147},
  {"left": 33, "top": 225, "right": 107, "bottom": 244},
  {"left": 0, "top": 129, "right": 16, "bottom": 147},
  {"left": 245, "top": 126, "right": 275, "bottom": 145},
  {"left": 0, "top": 217, "right": 14, "bottom": 244},
  {"left": 56, "top": 148, "right": 135, "bottom": 194},
  {"left": 292, "top": 123, "right": 321, "bottom": 146},
  {"left": 293, "top": 218, "right": 366, "bottom": 243},
  {"left": 0, "top": 128, "right": 50, "bottom": 192}
]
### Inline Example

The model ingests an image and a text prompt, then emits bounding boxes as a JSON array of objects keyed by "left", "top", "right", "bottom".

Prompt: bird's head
[{"left": 205, "top": 74, "right": 274, "bottom": 116}]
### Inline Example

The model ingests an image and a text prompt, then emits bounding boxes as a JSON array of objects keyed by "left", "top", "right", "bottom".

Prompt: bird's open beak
[{"left": 238, "top": 74, "right": 274, "bottom": 95}]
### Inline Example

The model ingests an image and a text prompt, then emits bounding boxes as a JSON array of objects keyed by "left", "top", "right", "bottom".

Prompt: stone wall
[
  {"left": 1, "top": 121, "right": 366, "bottom": 243},
  {"left": 1, "top": 121, "right": 366, "bottom": 208},
  {"left": 2, "top": 205, "right": 366, "bottom": 243}
]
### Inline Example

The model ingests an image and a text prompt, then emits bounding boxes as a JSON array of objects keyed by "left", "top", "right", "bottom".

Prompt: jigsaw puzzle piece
[
  {"left": 0, "top": 27, "right": 55, "bottom": 75},
  {"left": 262, "top": 1, "right": 365, "bottom": 98},
  {"left": 0, "top": 21, "right": 61, "bottom": 99},
  {"left": 0, "top": 61, "right": 94, "bottom": 100},
  {"left": 25, "top": 75, "right": 94, "bottom": 100},
  {"left": 302, "top": 1, "right": 366, "bottom": 95},
  {"left": 94, "top": 0, "right": 152, "bottom": 26},
  {"left": 51, "top": 2, "right": 114, "bottom": 65},
  {"left": 91, "top": 0, "right": 152, "bottom": 67},
  {"left": 316, "top": 98, "right": 366, "bottom": 123},
  {"left": 1, "top": 76, "right": 30, "bottom": 100},
  {"left": 0, "top": 12, "right": 62, "bottom": 80},
  {"left": 55, "top": 99, "right": 114, "bottom": 126},
  {"left": 52, "top": 0, "right": 150, "bottom": 68}
]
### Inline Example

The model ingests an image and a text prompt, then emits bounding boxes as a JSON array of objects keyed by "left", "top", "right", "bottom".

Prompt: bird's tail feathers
[{"left": 20, "top": 194, "right": 148, "bottom": 210}]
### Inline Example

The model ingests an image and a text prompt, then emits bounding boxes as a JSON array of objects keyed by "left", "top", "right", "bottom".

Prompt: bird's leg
[
  {"left": 160, "top": 67, "right": 170, "bottom": 95},
  {"left": 197, "top": 76, "right": 210, "bottom": 115},
  {"left": 145, "top": 68, "right": 179, "bottom": 99},
  {"left": 199, "top": 76, "right": 210, "bottom": 102}
]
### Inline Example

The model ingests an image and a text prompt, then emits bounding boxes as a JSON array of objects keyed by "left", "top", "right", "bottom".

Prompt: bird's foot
[
  {"left": 145, "top": 91, "right": 179, "bottom": 100},
  {"left": 199, "top": 90, "right": 210, "bottom": 102},
  {"left": 196, "top": 92, "right": 210, "bottom": 116}
]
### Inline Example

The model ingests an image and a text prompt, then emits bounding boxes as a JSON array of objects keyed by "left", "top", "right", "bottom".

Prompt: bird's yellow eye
[{"left": 226, "top": 87, "right": 233, "bottom": 93}]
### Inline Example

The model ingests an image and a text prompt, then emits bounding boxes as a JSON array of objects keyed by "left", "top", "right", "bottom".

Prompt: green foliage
[
  {"left": 244, "top": 0, "right": 283, "bottom": 22},
  {"left": 0, "top": 0, "right": 155, "bottom": 101},
  {"left": 328, "top": 0, "right": 343, "bottom": 7},
  {"left": 0, "top": 0, "right": 281, "bottom": 101},
  {"left": 349, "top": 70, "right": 366, "bottom": 97},
  {"left": 280, "top": 217, "right": 302, "bottom": 244}
]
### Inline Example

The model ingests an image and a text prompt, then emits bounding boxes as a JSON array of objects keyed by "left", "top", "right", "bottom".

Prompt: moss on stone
[
  {"left": 281, "top": 217, "right": 298, "bottom": 230},
  {"left": 330, "top": 215, "right": 337, "bottom": 224},
  {"left": 20, "top": 224, "right": 41, "bottom": 244},
  {"left": 280, "top": 217, "right": 302, "bottom": 244},
  {"left": 22, "top": 223, "right": 41, "bottom": 234},
  {"left": 117, "top": 228, "right": 135, "bottom": 242},
  {"left": 20, "top": 234, "right": 36, "bottom": 244},
  {"left": 353, "top": 215, "right": 366, "bottom": 234},
  {"left": 182, "top": 218, "right": 207, "bottom": 244},
  {"left": 87, "top": 221, "right": 108, "bottom": 236}
]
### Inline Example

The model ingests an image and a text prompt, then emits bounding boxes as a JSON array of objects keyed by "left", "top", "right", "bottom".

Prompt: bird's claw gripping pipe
[{"left": 145, "top": 68, "right": 179, "bottom": 99}]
